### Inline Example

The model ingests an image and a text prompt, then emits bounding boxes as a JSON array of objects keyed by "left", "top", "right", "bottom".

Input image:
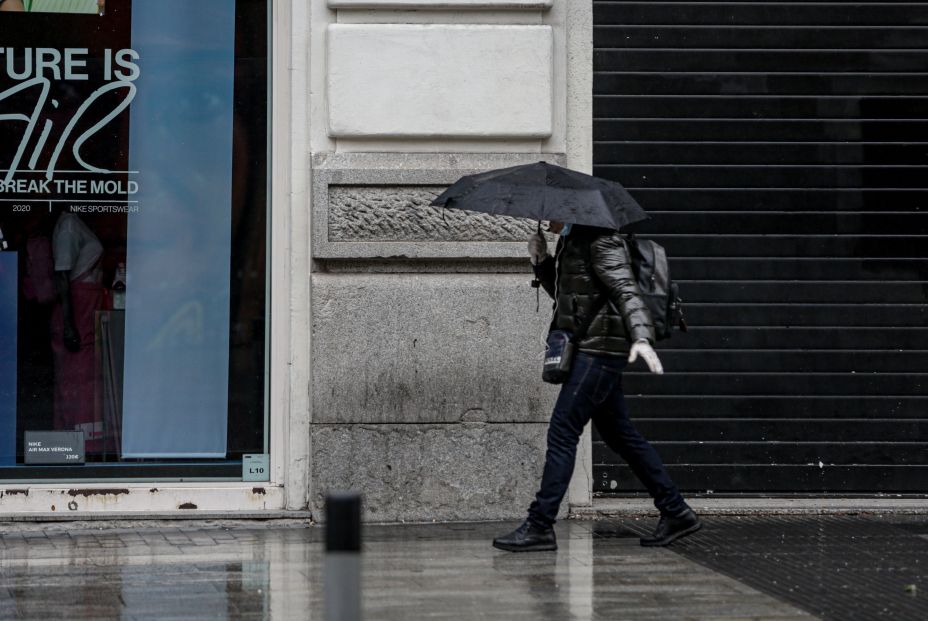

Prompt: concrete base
[
  {"left": 310, "top": 422, "right": 549, "bottom": 523},
  {"left": 573, "top": 497, "right": 928, "bottom": 518}
]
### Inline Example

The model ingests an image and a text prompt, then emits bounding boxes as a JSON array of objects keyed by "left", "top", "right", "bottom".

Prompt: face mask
[{"left": 560, "top": 223, "right": 573, "bottom": 237}]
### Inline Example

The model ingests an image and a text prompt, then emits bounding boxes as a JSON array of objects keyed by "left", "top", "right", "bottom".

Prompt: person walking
[{"left": 493, "top": 221, "right": 701, "bottom": 552}]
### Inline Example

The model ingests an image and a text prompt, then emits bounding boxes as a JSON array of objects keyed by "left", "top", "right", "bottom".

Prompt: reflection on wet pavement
[{"left": 0, "top": 516, "right": 923, "bottom": 619}]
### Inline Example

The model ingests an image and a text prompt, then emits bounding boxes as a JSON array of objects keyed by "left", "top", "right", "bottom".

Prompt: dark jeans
[{"left": 528, "top": 352, "right": 687, "bottom": 528}]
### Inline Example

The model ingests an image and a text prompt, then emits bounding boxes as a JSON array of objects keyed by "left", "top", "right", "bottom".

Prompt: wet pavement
[{"left": 0, "top": 514, "right": 924, "bottom": 620}]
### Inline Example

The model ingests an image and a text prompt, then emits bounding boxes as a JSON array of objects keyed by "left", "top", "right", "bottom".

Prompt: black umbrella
[{"left": 430, "top": 161, "right": 648, "bottom": 230}]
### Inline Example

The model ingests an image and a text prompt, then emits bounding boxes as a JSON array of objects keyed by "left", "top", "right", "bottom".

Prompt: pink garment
[{"left": 51, "top": 281, "right": 105, "bottom": 450}]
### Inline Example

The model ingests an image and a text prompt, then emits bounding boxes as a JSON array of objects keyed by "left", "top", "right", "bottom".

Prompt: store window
[{"left": 0, "top": 0, "right": 269, "bottom": 480}]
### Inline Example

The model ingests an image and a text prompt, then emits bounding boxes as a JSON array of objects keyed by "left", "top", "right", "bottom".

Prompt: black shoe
[
  {"left": 492, "top": 521, "right": 557, "bottom": 552},
  {"left": 640, "top": 508, "right": 702, "bottom": 547}
]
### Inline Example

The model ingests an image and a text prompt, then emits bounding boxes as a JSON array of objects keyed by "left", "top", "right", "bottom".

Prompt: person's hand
[
  {"left": 63, "top": 322, "right": 81, "bottom": 353},
  {"left": 629, "top": 339, "right": 663, "bottom": 374},
  {"left": 527, "top": 231, "right": 548, "bottom": 265}
]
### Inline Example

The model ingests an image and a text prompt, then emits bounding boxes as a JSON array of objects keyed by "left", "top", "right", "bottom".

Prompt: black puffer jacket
[{"left": 534, "top": 226, "right": 655, "bottom": 355}]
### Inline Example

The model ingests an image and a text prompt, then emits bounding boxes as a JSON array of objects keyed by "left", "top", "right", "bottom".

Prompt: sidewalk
[{"left": 0, "top": 514, "right": 925, "bottom": 620}]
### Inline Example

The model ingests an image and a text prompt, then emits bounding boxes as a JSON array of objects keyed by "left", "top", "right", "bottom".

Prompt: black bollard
[{"left": 325, "top": 492, "right": 362, "bottom": 621}]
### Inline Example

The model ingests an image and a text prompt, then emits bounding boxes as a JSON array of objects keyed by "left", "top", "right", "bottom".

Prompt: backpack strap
[{"left": 650, "top": 242, "right": 670, "bottom": 295}]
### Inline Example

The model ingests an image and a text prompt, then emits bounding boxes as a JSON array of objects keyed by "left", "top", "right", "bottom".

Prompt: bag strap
[
  {"left": 547, "top": 233, "right": 612, "bottom": 343},
  {"left": 569, "top": 293, "right": 609, "bottom": 344}
]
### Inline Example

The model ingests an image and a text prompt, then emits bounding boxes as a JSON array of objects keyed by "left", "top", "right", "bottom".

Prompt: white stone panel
[{"left": 327, "top": 24, "right": 553, "bottom": 138}]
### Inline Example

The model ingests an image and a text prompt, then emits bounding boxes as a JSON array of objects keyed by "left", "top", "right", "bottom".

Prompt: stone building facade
[{"left": 304, "top": 0, "right": 594, "bottom": 521}]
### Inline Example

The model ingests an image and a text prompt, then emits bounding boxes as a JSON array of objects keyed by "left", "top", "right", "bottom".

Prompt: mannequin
[{"left": 50, "top": 210, "right": 104, "bottom": 445}]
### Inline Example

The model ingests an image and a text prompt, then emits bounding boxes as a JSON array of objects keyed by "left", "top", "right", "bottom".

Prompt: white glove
[
  {"left": 527, "top": 231, "right": 548, "bottom": 265},
  {"left": 629, "top": 339, "right": 663, "bottom": 375}
]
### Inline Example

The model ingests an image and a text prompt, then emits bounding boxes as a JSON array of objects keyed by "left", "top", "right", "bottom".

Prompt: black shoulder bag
[{"left": 542, "top": 294, "right": 608, "bottom": 384}]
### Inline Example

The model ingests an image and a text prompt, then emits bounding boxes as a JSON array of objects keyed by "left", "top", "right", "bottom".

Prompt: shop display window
[{"left": 0, "top": 0, "right": 269, "bottom": 480}]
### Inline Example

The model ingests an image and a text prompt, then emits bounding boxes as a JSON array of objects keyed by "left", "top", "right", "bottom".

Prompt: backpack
[{"left": 624, "top": 234, "right": 687, "bottom": 340}]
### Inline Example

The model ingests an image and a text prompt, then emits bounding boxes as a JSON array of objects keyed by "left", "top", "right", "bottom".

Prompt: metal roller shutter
[{"left": 592, "top": 0, "right": 928, "bottom": 494}]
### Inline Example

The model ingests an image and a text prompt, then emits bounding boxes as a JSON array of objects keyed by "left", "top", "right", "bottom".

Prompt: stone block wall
[
  {"left": 307, "top": 0, "right": 592, "bottom": 522},
  {"left": 310, "top": 154, "right": 561, "bottom": 522}
]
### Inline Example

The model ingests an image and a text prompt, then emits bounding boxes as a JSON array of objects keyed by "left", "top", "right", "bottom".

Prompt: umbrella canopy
[{"left": 430, "top": 161, "right": 649, "bottom": 230}]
